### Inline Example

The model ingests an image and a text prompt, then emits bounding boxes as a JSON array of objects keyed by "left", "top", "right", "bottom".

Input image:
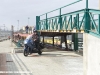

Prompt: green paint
[
  {"left": 89, "top": 13, "right": 98, "bottom": 32},
  {"left": 36, "top": 0, "right": 100, "bottom": 39},
  {"left": 70, "top": 15, "right": 72, "bottom": 30},
  {"left": 62, "top": 16, "right": 66, "bottom": 30},
  {"left": 75, "top": 33, "right": 78, "bottom": 51},
  {"left": 79, "top": 14, "right": 85, "bottom": 29},
  {"left": 77, "top": 14, "right": 79, "bottom": 30},
  {"left": 36, "top": 16, "right": 40, "bottom": 30},
  {"left": 86, "top": 0, "right": 88, "bottom": 9},
  {"left": 85, "top": 9, "right": 90, "bottom": 33},
  {"left": 46, "top": 14, "right": 48, "bottom": 30},
  {"left": 98, "top": 14, "right": 100, "bottom": 34},
  {"left": 59, "top": 8, "right": 62, "bottom": 30},
  {"left": 73, "top": 17, "right": 77, "bottom": 29},
  {"left": 73, "top": 33, "right": 78, "bottom": 51},
  {"left": 67, "top": 16, "right": 71, "bottom": 29}
]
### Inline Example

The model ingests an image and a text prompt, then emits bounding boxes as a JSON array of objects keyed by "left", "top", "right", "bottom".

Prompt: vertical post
[
  {"left": 59, "top": 8, "right": 64, "bottom": 47},
  {"left": 77, "top": 14, "right": 79, "bottom": 30},
  {"left": 59, "top": 8, "right": 62, "bottom": 30},
  {"left": 73, "top": 17, "right": 77, "bottom": 29},
  {"left": 98, "top": 14, "right": 100, "bottom": 34},
  {"left": 46, "top": 13, "right": 48, "bottom": 30},
  {"left": 17, "top": 20, "right": 19, "bottom": 32},
  {"left": 72, "top": 33, "right": 78, "bottom": 51},
  {"left": 86, "top": 0, "right": 88, "bottom": 9},
  {"left": 74, "top": 33, "right": 78, "bottom": 51},
  {"left": 85, "top": 9, "right": 90, "bottom": 33},
  {"left": 36, "top": 16, "right": 40, "bottom": 30},
  {"left": 11, "top": 25, "right": 14, "bottom": 46},
  {"left": 43, "top": 36, "right": 44, "bottom": 44},
  {"left": 53, "top": 36, "right": 54, "bottom": 46},
  {"left": 85, "top": 0, "right": 90, "bottom": 33},
  {"left": 70, "top": 15, "right": 72, "bottom": 30}
]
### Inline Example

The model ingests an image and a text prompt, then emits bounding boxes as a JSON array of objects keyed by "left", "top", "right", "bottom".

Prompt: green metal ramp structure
[{"left": 36, "top": 0, "right": 100, "bottom": 50}]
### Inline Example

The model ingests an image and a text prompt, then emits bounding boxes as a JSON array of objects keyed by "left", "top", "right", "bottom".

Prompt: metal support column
[
  {"left": 85, "top": 0, "right": 90, "bottom": 32},
  {"left": 53, "top": 36, "right": 54, "bottom": 46},
  {"left": 36, "top": 16, "right": 40, "bottom": 30},
  {"left": 43, "top": 36, "right": 44, "bottom": 45},
  {"left": 85, "top": 9, "right": 90, "bottom": 33},
  {"left": 72, "top": 33, "right": 78, "bottom": 51},
  {"left": 86, "top": 0, "right": 88, "bottom": 9}
]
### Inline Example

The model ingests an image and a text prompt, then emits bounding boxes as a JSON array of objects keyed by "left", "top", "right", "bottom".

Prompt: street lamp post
[
  {"left": 3, "top": 24, "right": 5, "bottom": 31},
  {"left": 28, "top": 17, "right": 30, "bottom": 33},
  {"left": 17, "top": 20, "right": 19, "bottom": 32},
  {"left": 28, "top": 17, "right": 30, "bottom": 26}
]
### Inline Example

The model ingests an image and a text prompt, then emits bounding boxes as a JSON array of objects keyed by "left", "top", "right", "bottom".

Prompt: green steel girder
[{"left": 89, "top": 13, "right": 98, "bottom": 32}]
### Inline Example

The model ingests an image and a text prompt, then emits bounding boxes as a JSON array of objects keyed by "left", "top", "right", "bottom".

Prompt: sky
[{"left": 0, "top": 0, "right": 99, "bottom": 31}]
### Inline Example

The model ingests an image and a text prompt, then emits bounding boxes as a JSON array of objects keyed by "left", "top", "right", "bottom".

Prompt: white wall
[{"left": 83, "top": 33, "right": 100, "bottom": 75}]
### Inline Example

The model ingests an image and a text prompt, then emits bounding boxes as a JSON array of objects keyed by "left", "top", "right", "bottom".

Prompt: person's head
[{"left": 33, "top": 30, "right": 37, "bottom": 34}]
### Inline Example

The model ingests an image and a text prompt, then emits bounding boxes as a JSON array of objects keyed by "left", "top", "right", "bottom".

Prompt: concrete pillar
[
  {"left": 83, "top": 33, "right": 100, "bottom": 75},
  {"left": 83, "top": 33, "right": 88, "bottom": 75}
]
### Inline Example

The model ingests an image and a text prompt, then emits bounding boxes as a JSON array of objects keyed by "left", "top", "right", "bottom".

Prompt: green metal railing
[
  {"left": 39, "top": 9, "right": 85, "bottom": 31},
  {"left": 36, "top": 0, "right": 100, "bottom": 38}
]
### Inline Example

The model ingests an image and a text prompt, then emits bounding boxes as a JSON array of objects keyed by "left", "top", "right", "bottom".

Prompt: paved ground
[{"left": 0, "top": 40, "right": 83, "bottom": 75}]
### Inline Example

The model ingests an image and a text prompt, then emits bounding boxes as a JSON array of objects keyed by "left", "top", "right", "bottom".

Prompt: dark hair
[{"left": 33, "top": 30, "right": 37, "bottom": 33}]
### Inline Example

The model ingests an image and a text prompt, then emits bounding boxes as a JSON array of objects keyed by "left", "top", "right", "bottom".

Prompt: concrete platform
[{"left": 0, "top": 40, "right": 83, "bottom": 75}]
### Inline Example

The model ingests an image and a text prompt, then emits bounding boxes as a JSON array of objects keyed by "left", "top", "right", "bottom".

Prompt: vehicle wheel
[
  {"left": 24, "top": 50, "right": 28, "bottom": 56},
  {"left": 38, "top": 50, "right": 42, "bottom": 55},
  {"left": 23, "top": 47, "right": 29, "bottom": 56}
]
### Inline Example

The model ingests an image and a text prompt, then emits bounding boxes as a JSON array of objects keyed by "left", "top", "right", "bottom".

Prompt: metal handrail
[{"left": 40, "top": 0, "right": 82, "bottom": 16}]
